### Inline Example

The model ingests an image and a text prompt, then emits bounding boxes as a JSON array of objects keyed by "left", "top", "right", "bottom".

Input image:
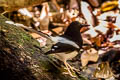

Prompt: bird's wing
[{"left": 46, "top": 42, "right": 79, "bottom": 54}]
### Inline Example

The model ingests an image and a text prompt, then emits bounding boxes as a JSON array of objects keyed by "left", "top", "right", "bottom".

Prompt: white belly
[{"left": 51, "top": 50, "right": 78, "bottom": 62}]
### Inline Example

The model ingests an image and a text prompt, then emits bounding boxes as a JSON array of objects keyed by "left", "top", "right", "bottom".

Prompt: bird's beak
[
  {"left": 81, "top": 24, "right": 90, "bottom": 27},
  {"left": 80, "top": 24, "right": 89, "bottom": 32}
]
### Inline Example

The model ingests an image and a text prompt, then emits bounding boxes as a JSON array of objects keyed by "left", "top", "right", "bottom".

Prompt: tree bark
[{"left": 0, "top": 15, "right": 87, "bottom": 80}]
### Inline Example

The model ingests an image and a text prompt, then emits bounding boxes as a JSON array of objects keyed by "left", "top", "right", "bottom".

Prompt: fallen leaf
[
  {"left": 84, "top": 27, "right": 98, "bottom": 38},
  {"left": 18, "top": 8, "right": 33, "bottom": 18},
  {"left": 30, "top": 32, "right": 41, "bottom": 39},
  {"left": 69, "top": 0, "right": 79, "bottom": 10},
  {"left": 95, "top": 21, "right": 109, "bottom": 35},
  {"left": 94, "top": 62, "right": 114, "bottom": 79},
  {"left": 101, "top": 1, "right": 118, "bottom": 12},
  {"left": 114, "top": 14, "right": 120, "bottom": 29},
  {"left": 81, "top": 48, "right": 99, "bottom": 66},
  {"left": 109, "top": 31, "right": 120, "bottom": 42},
  {"left": 52, "top": 27, "right": 63, "bottom": 34},
  {"left": 92, "top": 35, "right": 104, "bottom": 47},
  {"left": 87, "top": 0, "right": 99, "bottom": 7},
  {"left": 39, "top": 2, "right": 50, "bottom": 31},
  {"left": 81, "top": 1, "right": 96, "bottom": 27}
]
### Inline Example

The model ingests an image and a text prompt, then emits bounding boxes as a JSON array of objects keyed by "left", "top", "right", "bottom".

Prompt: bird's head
[
  {"left": 64, "top": 21, "right": 89, "bottom": 35},
  {"left": 63, "top": 21, "right": 89, "bottom": 48}
]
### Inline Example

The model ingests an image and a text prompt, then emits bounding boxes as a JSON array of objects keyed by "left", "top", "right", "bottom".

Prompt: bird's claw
[
  {"left": 62, "top": 71, "right": 76, "bottom": 77},
  {"left": 63, "top": 62, "right": 80, "bottom": 77}
]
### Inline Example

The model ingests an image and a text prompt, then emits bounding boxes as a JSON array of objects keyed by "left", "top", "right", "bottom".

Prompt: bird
[
  {"left": 45, "top": 21, "right": 89, "bottom": 77},
  {"left": 6, "top": 20, "right": 88, "bottom": 77}
]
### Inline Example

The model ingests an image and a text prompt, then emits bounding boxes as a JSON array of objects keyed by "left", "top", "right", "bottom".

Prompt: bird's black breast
[
  {"left": 61, "top": 35, "right": 83, "bottom": 49},
  {"left": 63, "top": 21, "right": 83, "bottom": 48}
]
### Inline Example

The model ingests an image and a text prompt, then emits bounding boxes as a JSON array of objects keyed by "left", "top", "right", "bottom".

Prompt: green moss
[{"left": 0, "top": 15, "right": 40, "bottom": 55}]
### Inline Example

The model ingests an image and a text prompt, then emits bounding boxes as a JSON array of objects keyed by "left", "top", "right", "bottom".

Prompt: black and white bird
[{"left": 45, "top": 21, "right": 89, "bottom": 77}]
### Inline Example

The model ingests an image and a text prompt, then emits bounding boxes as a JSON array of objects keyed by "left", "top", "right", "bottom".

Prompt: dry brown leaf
[
  {"left": 81, "top": 48, "right": 99, "bottom": 67},
  {"left": 101, "top": 42, "right": 114, "bottom": 48},
  {"left": 95, "top": 21, "right": 109, "bottom": 35},
  {"left": 69, "top": 0, "right": 79, "bottom": 10},
  {"left": 84, "top": 27, "right": 98, "bottom": 38},
  {"left": 81, "top": 1, "right": 96, "bottom": 27},
  {"left": 98, "top": 50, "right": 106, "bottom": 55},
  {"left": 18, "top": 8, "right": 33, "bottom": 18},
  {"left": 83, "top": 37, "right": 92, "bottom": 45},
  {"left": 101, "top": 1, "right": 118, "bottom": 12},
  {"left": 49, "top": 12, "right": 64, "bottom": 23},
  {"left": 29, "top": 32, "right": 41, "bottom": 39},
  {"left": 87, "top": 0, "right": 99, "bottom": 7},
  {"left": 109, "top": 31, "right": 120, "bottom": 42},
  {"left": 52, "top": 27, "right": 63, "bottom": 34},
  {"left": 97, "top": 11, "right": 118, "bottom": 21},
  {"left": 115, "top": 14, "right": 120, "bottom": 29},
  {"left": 64, "top": 9, "right": 79, "bottom": 23},
  {"left": 29, "top": 32, "right": 47, "bottom": 47},
  {"left": 107, "top": 22, "right": 117, "bottom": 29},
  {"left": 94, "top": 62, "right": 114, "bottom": 79},
  {"left": 39, "top": 2, "right": 50, "bottom": 31},
  {"left": 91, "top": 35, "right": 104, "bottom": 47},
  {"left": 51, "top": 0, "right": 60, "bottom": 11}
]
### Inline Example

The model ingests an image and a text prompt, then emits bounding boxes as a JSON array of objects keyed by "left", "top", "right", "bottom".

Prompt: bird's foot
[
  {"left": 63, "top": 66, "right": 80, "bottom": 77},
  {"left": 68, "top": 64, "right": 79, "bottom": 72},
  {"left": 63, "top": 62, "right": 79, "bottom": 77},
  {"left": 66, "top": 62, "right": 80, "bottom": 72},
  {"left": 62, "top": 71, "right": 76, "bottom": 77}
]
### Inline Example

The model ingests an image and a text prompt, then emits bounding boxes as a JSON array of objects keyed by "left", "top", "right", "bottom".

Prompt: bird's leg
[
  {"left": 64, "top": 61, "right": 76, "bottom": 77},
  {"left": 66, "top": 62, "right": 79, "bottom": 72},
  {"left": 66, "top": 62, "right": 74, "bottom": 72}
]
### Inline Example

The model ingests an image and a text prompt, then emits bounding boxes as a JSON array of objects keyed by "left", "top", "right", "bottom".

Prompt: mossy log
[{"left": 0, "top": 15, "right": 87, "bottom": 80}]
